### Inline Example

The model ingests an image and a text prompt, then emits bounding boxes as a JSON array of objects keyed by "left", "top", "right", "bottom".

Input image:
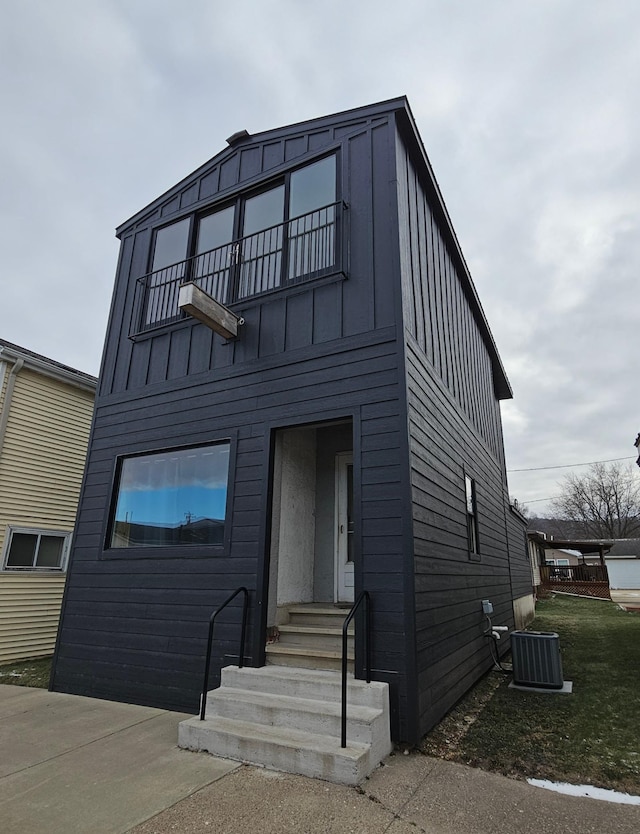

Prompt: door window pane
[
  {"left": 195, "top": 206, "right": 235, "bottom": 302},
  {"left": 240, "top": 186, "right": 285, "bottom": 297},
  {"left": 146, "top": 218, "right": 191, "bottom": 326},
  {"left": 197, "top": 206, "right": 235, "bottom": 254},
  {"left": 289, "top": 156, "right": 336, "bottom": 218},
  {"left": 243, "top": 186, "right": 284, "bottom": 235},
  {"left": 110, "top": 443, "right": 231, "bottom": 548},
  {"left": 288, "top": 157, "right": 337, "bottom": 280},
  {"left": 152, "top": 218, "right": 191, "bottom": 270}
]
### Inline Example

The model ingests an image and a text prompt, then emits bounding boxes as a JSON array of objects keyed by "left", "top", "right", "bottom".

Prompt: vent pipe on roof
[{"left": 226, "top": 129, "right": 250, "bottom": 146}]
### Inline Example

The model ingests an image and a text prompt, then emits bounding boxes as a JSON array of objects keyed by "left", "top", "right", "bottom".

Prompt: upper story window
[
  {"left": 137, "top": 154, "right": 339, "bottom": 332},
  {"left": 2, "top": 527, "right": 71, "bottom": 571}
]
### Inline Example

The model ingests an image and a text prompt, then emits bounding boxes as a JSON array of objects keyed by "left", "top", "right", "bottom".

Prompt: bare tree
[{"left": 551, "top": 462, "right": 640, "bottom": 539}]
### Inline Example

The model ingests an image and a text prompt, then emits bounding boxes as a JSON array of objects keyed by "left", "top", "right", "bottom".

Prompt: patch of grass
[
  {"left": 0, "top": 656, "right": 52, "bottom": 688},
  {"left": 421, "top": 596, "right": 640, "bottom": 794}
]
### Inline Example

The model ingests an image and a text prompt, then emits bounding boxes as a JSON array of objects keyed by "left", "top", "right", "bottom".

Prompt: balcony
[{"left": 133, "top": 201, "right": 344, "bottom": 334}]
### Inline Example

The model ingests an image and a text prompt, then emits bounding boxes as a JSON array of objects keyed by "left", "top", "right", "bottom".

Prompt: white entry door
[{"left": 335, "top": 453, "right": 354, "bottom": 603}]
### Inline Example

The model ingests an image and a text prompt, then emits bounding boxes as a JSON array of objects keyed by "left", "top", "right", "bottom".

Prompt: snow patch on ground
[{"left": 528, "top": 779, "right": 640, "bottom": 805}]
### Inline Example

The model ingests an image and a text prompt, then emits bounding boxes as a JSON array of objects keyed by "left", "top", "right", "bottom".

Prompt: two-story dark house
[{"left": 51, "top": 98, "right": 531, "bottom": 773}]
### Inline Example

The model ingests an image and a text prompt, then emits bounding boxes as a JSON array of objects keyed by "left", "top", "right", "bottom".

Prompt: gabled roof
[
  {"left": 0, "top": 338, "right": 97, "bottom": 392},
  {"left": 607, "top": 539, "right": 640, "bottom": 558},
  {"left": 527, "top": 531, "right": 614, "bottom": 556},
  {"left": 115, "top": 96, "right": 511, "bottom": 399},
  {"left": 116, "top": 97, "right": 405, "bottom": 236}
]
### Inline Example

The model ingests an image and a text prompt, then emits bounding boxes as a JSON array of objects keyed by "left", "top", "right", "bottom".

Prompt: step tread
[
  {"left": 181, "top": 715, "right": 369, "bottom": 759},
  {"left": 278, "top": 624, "right": 354, "bottom": 636},
  {"left": 208, "top": 687, "right": 381, "bottom": 722},
  {"left": 265, "top": 645, "right": 354, "bottom": 660},
  {"left": 222, "top": 664, "right": 383, "bottom": 690},
  {"left": 287, "top": 605, "right": 351, "bottom": 615}
]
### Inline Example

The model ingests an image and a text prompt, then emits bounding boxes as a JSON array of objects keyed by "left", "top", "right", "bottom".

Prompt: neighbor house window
[
  {"left": 2, "top": 528, "right": 70, "bottom": 571},
  {"left": 465, "top": 475, "right": 480, "bottom": 558},
  {"left": 137, "top": 154, "right": 339, "bottom": 331},
  {"left": 108, "top": 442, "right": 230, "bottom": 549}
]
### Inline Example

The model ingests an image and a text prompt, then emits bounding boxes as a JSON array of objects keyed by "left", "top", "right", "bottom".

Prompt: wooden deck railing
[
  {"left": 540, "top": 564, "right": 608, "bottom": 583},
  {"left": 540, "top": 564, "right": 610, "bottom": 599}
]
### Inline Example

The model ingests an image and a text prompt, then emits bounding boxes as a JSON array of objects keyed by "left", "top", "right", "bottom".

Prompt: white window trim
[{"left": 1, "top": 526, "right": 71, "bottom": 572}]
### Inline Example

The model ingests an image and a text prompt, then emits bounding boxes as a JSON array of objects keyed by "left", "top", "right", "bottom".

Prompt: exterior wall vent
[{"left": 511, "top": 631, "right": 564, "bottom": 689}]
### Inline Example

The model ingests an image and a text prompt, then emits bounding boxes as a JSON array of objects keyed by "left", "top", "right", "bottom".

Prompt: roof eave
[{"left": 0, "top": 345, "right": 97, "bottom": 393}]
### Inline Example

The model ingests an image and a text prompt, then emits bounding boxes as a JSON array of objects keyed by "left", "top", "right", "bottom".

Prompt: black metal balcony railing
[{"left": 135, "top": 201, "right": 342, "bottom": 333}]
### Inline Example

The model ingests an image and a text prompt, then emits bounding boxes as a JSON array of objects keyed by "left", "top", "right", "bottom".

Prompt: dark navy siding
[
  {"left": 53, "top": 98, "right": 521, "bottom": 745},
  {"left": 53, "top": 331, "right": 412, "bottom": 726},
  {"left": 406, "top": 342, "right": 515, "bottom": 733},
  {"left": 394, "top": 124, "right": 521, "bottom": 736},
  {"left": 52, "top": 109, "right": 416, "bottom": 739}
]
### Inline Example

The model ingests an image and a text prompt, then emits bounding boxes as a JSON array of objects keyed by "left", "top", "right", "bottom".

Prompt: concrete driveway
[{"left": 2, "top": 684, "right": 640, "bottom": 834}]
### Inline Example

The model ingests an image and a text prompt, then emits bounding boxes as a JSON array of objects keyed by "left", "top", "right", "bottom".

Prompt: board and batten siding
[
  {"left": 52, "top": 98, "right": 524, "bottom": 743},
  {"left": 0, "top": 368, "right": 94, "bottom": 663},
  {"left": 394, "top": 126, "right": 520, "bottom": 735},
  {"left": 51, "top": 110, "right": 417, "bottom": 735},
  {"left": 100, "top": 117, "right": 397, "bottom": 400}
]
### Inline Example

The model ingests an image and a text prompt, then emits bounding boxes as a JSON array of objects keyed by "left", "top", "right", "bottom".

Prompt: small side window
[
  {"left": 465, "top": 475, "right": 480, "bottom": 559},
  {"left": 2, "top": 528, "right": 70, "bottom": 571}
]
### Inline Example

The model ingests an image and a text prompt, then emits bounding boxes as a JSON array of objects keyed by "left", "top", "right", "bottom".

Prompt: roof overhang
[
  {"left": 527, "top": 532, "right": 615, "bottom": 556},
  {"left": 0, "top": 345, "right": 97, "bottom": 393}
]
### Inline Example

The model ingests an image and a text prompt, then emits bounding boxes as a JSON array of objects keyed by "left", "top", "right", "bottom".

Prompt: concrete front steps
[
  {"left": 265, "top": 605, "right": 355, "bottom": 672},
  {"left": 178, "top": 664, "right": 391, "bottom": 785}
]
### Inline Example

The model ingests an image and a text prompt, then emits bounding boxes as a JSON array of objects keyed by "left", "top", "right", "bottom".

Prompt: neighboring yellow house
[{"left": 0, "top": 339, "right": 96, "bottom": 664}]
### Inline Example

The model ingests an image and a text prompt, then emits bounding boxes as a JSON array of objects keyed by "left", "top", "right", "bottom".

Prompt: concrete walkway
[{"left": 2, "top": 684, "right": 640, "bottom": 834}]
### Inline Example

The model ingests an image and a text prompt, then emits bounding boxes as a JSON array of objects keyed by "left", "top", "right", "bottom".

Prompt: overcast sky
[{"left": 1, "top": 0, "right": 638, "bottom": 514}]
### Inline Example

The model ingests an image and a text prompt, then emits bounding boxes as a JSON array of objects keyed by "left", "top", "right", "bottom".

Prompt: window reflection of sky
[
  {"left": 115, "top": 485, "right": 227, "bottom": 526},
  {"left": 114, "top": 445, "right": 229, "bottom": 527}
]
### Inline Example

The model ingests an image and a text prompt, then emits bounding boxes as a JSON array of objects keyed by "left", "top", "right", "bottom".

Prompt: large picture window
[
  {"left": 2, "top": 528, "right": 70, "bottom": 571},
  {"left": 109, "top": 442, "right": 230, "bottom": 549}
]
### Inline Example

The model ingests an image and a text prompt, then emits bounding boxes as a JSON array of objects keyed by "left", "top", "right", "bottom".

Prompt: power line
[{"left": 507, "top": 456, "right": 634, "bottom": 473}]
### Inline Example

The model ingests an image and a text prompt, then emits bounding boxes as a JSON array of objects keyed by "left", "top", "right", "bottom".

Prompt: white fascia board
[{"left": 0, "top": 347, "right": 96, "bottom": 393}]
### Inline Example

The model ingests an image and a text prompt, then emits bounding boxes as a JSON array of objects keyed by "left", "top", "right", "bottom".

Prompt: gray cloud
[{"left": 2, "top": 0, "right": 639, "bottom": 513}]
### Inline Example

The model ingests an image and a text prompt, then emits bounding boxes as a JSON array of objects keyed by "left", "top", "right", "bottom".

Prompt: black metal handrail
[
  {"left": 135, "top": 200, "right": 343, "bottom": 333},
  {"left": 341, "top": 590, "right": 371, "bottom": 748},
  {"left": 199, "top": 586, "right": 249, "bottom": 721}
]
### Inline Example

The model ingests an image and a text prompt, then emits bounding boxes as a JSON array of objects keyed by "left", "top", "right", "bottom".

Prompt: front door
[{"left": 335, "top": 453, "right": 354, "bottom": 603}]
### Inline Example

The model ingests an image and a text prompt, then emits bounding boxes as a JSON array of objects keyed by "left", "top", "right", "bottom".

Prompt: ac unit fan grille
[{"left": 511, "top": 631, "right": 564, "bottom": 689}]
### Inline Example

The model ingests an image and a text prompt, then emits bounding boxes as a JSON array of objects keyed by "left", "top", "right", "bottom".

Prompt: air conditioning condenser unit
[{"left": 511, "top": 631, "right": 564, "bottom": 689}]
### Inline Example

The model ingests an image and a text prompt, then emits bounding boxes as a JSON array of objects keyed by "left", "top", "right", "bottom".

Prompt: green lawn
[
  {"left": 0, "top": 657, "right": 52, "bottom": 689},
  {"left": 422, "top": 596, "right": 640, "bottom": 794}
]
